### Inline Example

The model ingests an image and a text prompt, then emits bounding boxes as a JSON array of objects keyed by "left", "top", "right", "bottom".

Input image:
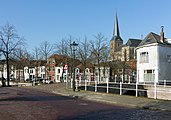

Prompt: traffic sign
[{"left": 64, "top": 64, "right": 68, "bottom": 70}]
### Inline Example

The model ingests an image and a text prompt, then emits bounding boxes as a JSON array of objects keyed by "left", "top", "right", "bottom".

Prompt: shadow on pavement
[{"left": 0, "top": 95, "right": 74, "bottom": 102}]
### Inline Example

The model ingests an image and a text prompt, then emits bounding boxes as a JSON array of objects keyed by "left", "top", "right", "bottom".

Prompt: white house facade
[
  {"left": 55, "top": 66, "right": 63, "bottom": 82},
  {"left": 24, "top": 66, "right": 29, "bottom": 80},
  {"left": 39, "top": 66, "right": 46, "bottom": 79},
  {"left": 136, "top": 28, "right": 171, "bottom": 83},
  {"left": 24, "top": 66, "right": 46, "bottom": 81}
]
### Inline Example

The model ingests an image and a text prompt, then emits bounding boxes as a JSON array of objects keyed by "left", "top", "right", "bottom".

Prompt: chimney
[{"left": 160, "top": 26, "right": 165, "bottom": 43}]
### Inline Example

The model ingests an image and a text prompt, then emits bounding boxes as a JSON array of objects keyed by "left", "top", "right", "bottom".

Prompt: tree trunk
[{"left": 6, "top": 53, "right": 10, "bottom": 86}]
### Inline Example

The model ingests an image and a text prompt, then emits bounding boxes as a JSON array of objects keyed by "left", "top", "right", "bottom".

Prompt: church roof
[
  {"left": 110, "top": 13, "right": 123, "bottom": 42},
  {"left": 126, "top": 39, "right": 142, "bottom": 47},
  {"left": 113, "top": 13, "right": 120, "bottom": 37},
  {"left": 110, "top": 36, "right": 123, "bottom": 42}
]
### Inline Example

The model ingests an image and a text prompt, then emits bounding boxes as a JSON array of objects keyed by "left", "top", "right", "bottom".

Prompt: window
[
  {"left": 166, "top": 54, "right": 171, "bottom": 63},
  {"left": 140, "top": 52, "right": 149, "bottom": 63},
  {"left": 25, "top": 69, "right": 28, "bottom": 73},
  {"left": 76, "top": 69, "right": 79, "bottom": 73},
  {"left": 146, "top": 39, "right": 151, "bottom": 43},
  {"left": 41, "top": 68, "right": 45, "bottom": 72},
  {"left": 30, "top": 69, "right": 33, "bottom": 73},
  {"left": 86, "top": 69, "right": 89, "bottom": 73},
  {"left": 58, "top": 69, "right": 60, "bottom": 74},
  {"left": 144, "top": 70, "right": 155, "bottom": 82}
]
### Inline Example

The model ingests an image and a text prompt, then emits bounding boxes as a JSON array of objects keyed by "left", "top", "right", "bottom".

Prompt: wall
[
  {"left": 158, "top": 45, "right": 171, "bottom": 82},
  {"left": 144, "top": 85, "right": 171, "bottom": 100}
]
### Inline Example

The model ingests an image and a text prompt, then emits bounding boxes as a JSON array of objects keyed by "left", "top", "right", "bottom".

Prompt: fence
[{"left": 69, "top": 79, "right": 171, "bottom": 100}]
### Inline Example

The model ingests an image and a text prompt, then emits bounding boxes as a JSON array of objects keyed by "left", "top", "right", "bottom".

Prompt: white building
[
  {"left": 0, "top": 62, "right": 16, "bottom": 80},
  {"left": 29, "top": 67, "right": 35, "bottom": 80},
  {"left": 24, "top": 66, "right": 29, "bottom": 80},
  {"left": 136, "top": 27, "right": 171, "bottom": 83},
  {"left": 24, "top": 66, "right": 46, "bottom": 81},
  {"left": 55, "top": 66, "right": 63, "bottom": 82},
  {"left": 39, "top": 66, "right": 46, "bottom": 79},
  {"left": 55, "top": 63, "right": 69, "bottom": 83}
]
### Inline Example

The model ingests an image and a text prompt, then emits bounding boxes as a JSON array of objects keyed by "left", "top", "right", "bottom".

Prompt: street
[{"left": 0, "top": 87, "right": 171, "bottom": 120}]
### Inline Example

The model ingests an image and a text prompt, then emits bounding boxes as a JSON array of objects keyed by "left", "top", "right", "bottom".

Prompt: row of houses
[{"left": 0, "top": 56, "right": 111, "bottom": 83}]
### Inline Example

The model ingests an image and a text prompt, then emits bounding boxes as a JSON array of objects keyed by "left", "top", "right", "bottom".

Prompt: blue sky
[{"left": 1, "top": 0, "right": 171, "bottom": 51}]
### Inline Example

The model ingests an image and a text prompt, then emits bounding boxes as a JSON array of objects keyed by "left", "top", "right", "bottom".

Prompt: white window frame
[
  {"left": 144, "top": 69, "right": 155, "bottom": 82},
  {"left": 140, "top": 52, "right": 149, "bottom": 63}
]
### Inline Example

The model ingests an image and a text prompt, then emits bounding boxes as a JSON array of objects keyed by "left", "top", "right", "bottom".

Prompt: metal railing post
[
  {"left": 107, "top": 79, "right": 109, "bottom": 93},
  {"left": 154, "top": 82, "right": 157, "bottom": 99},
  {"left": 76, "top": 80, "right": 78, "bottom": 90},
  {"left": 95, "top": 80, "right": 97, "bottom": 92},
  {"left": 71, "top": 78, "right": 73, "bottom": 89},
  {"left": 136, "top": 82, "right": 138, "bottom": 97},
  {"left": 164, "top": 80, "right": 166, "bottom": 87},
  {"left": 128, "top": 76, "right": 130, "bottom": 84},
  {"left": 120, "top": 82, "right": 122, "bottom": 95},
  {"left": 85, "top": 80, "right": 87, "bottom": 91}
]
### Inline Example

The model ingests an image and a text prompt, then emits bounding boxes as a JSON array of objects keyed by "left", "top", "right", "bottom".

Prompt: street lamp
[{"left": 70, "top": 41, "right": 78, "bottom": 91}]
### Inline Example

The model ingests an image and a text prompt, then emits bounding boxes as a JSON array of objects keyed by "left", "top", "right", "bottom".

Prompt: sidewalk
[{"left": 31, "top": 83, "right": 171, "bottom": 112}]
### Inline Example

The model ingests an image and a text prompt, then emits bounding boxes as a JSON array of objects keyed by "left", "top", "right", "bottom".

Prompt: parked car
[
  {"left": 42, "top": 79, "right": 54, "bottom": 84},
  {"left": 25, "top": 78, "right": 32, "bottom": 82}
]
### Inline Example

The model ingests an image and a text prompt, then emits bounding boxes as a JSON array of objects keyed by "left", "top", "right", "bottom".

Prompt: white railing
[{"left": 69, "top": 79, "right": 171, "bottom": 100}]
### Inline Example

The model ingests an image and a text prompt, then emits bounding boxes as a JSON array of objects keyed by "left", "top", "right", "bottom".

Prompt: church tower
[{"left": 110, "top": 13, "right": 123, "bottom": 61}]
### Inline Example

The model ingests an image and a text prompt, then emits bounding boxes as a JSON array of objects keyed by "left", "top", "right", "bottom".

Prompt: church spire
[{"left": 113, "top": 13, "right": 120, "bottom": 37}]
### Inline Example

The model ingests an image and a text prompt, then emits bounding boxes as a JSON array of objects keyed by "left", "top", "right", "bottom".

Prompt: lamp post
[{"left": 70, "top": 41, "right": 78, "bottom": 91}]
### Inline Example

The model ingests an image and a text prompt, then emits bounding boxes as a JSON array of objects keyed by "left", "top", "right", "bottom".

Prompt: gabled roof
[
  {"left": 76, "top": 62, "right": 94, "bottom": 71},
  {"left": 48, "top": 54, "right": 81, "bottom": 67},
  {"left": 138, "top": 32, "right": 160, "bottom": 46},
  {"left": 25, "top": 60, "right": 47, "bottom": 68},
  {"left": 126, "top": 39, "right": 142, "bottom": 47}
]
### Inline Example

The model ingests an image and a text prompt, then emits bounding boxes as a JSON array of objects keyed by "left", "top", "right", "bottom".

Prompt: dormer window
[{"left": 146, "top": 39, "right": 151, "bottom": 43}]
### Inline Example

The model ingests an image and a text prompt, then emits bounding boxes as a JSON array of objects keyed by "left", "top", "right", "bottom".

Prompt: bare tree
[
  {"left": 12, "top": 47, "right": 31, "bottom": 81},
  {"left": 32, "top": 47, "right": 41, "bottom": 60},
  {"left": 40, "top": 41, "right": 54, "bottom": 60},
  {"left": 54, "top": 35, "right": 78, "bottom": 78},
  {"left": 78, "top": 36, "right": 91, "bottom": 78},
  {"left": 0, "top": 23, "right": 24, "bottom": 86},
  {"left": 90, "top": 33, "right": 108, "bottom": 82},
  {"left": 39, "top": 41, "right": 54, "bottom": 79},
  {"left": 55, "top": 38, "right": 68, "bottom": 55}
]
